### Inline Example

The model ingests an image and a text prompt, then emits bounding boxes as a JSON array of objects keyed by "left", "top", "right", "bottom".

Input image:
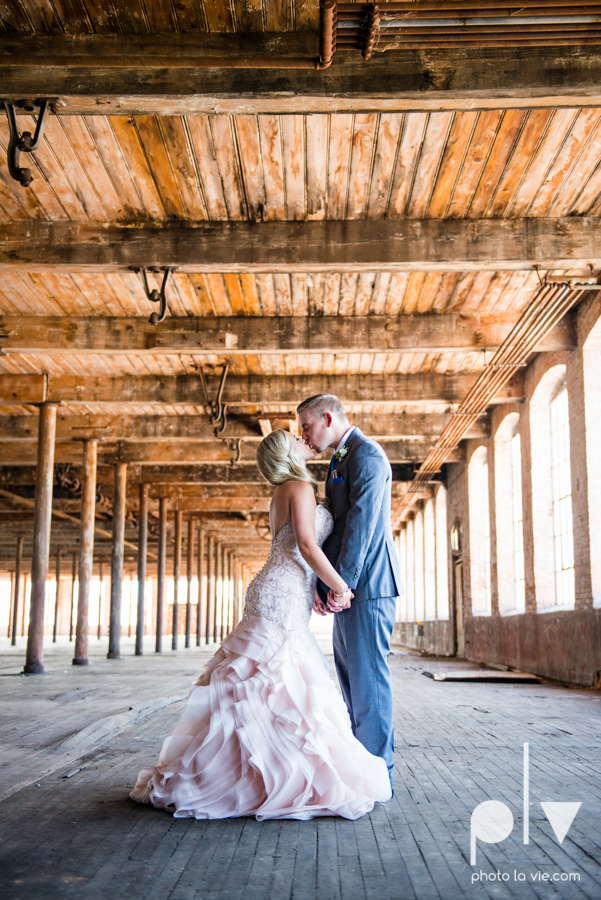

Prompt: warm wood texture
[
  {"left": 0, "top": 313, "right": 575, "bottom": 352},
  {"left": 0, "top": 372, "right": 525, "bottom": 406},
  {"left": 0, "top": 412, "right": 489, "bottom": 440},
  {"left": 3, "top": 48, "right": 601, "bottom": 113},
  {"left": 2, "top": 219, "right": 601, "bottom": 272}
]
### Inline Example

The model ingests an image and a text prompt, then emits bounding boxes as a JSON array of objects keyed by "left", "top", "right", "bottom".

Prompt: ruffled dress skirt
[{"left": 130, "top": 614, "right": 391, "bottom": 820}]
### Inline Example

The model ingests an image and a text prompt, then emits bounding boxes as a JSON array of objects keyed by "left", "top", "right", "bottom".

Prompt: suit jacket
[{"left": 319, "top": 428, "right": 403, "bottom": 602}]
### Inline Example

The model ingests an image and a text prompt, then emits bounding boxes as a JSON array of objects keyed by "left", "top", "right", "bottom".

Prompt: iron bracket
[
  {"left": 135, "top": 267, "right": 174, "bottom": 325},
  {"left": 2, "top": 99, "right": 51, "bottom": 187},
  {"left": 227, "top": 438, "right": 242, "bottom": 467},
  {"left": 200, "top": 364, "right": 230, "bottom": 436}
]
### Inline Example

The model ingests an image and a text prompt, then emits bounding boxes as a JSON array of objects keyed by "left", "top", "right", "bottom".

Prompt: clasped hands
[{"left": 313, "top": 586, "right": 354, "bottom": 616}]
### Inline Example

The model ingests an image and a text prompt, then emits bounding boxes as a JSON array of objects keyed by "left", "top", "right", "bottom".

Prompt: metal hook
[
  {"left": 227, "top": 438, "right": 242, "bottom": 468},
  {"left": 2, "top": 99, "right": 50, "bottom": 187},
  {"left": 137, "top": 267, "right": 173, "bottom": 325},
  {"left": 199, "top": 365, "right": 230, "bottom": 436}
]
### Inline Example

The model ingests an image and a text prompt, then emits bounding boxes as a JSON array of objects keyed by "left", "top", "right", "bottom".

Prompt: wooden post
[
  {"left": 206, "top": 535, "right": 214, "bottom": 644},
  {"left": 196, "top": 524, "right": 205, "bottom": 646},
  {"left": 214, "top": 541, "right": 222, "bottom": 644},
  {"left": 52, "top": 548, "right": 62, "bottom": 643},
  {"left": 107, "top": 461, "right": 127, "bottom": 659},
  {"left": 24, "top": 402, "right": 57, "bottom": 675},
  {"left": 156, "top": 496, "right": 167, "bottom": 653},
  {"left": 172, "top": 509, "right": 182, "bottom": 650},
  {"left": 74, "top": 439, "right": 97, "bottom": 666},
  {"left": 69, "top": 551, "right": 76, "bottom": 641},
  {"left": 97, "top": 562, "right": 104, "bottom": 639},
  {"left": 135, "top": 482, "right": 149, "bottom": 656},
  {"left": 11, "top": 535, "right": 23, "bottom": 646},
  {"left": 224, "top": 550, "right": 232, "bottom": 637},
  {"left": 185, "top": 518, "right": 194, "bottom": 649}
]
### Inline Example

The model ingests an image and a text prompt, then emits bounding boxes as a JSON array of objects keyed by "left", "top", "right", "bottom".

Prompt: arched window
[
  {"left": 493, "top": 412, "right": 523, "bottom": 614},
  {"left": 511, "top": 431, "right": 525, "bottom": 610},
  {"left": 435, "top": 485, "right": 450, "bottom": 619},
  {"left": 424, "top": 499, "right": 436, "bottom": 620},
  {"left": 414, "top": 511, "right": 425, "bottom": 621},
  {"left": 469, "top": 446, "right": 491, "bottom": 615},
  {"left": 550, "top": 383, "right": 575, "bottom": 606},
  {"left": 530, "top": 364, "right": 573, "bottom": 611}
]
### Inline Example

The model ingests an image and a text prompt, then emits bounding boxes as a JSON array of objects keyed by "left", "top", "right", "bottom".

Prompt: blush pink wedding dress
[{"left": 130, "top": 504, "right": 391, "bottom": 820}]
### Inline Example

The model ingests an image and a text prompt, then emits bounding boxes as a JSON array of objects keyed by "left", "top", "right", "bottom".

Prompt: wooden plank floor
[{"left": 0, "top": 636, "right": 599, "bottom": 900}]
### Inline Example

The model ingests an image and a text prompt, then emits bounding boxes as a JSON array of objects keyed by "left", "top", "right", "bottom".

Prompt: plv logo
[{"left": 470, "top": 743, "right": 582, "bottom": 865}]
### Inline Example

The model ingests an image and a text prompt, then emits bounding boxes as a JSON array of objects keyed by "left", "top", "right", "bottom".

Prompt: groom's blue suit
[{"left": 318, "top": 427, "right": 402, "bottom": 786}]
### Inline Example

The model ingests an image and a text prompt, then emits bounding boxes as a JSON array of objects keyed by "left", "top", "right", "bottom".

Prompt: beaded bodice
[{"left": 242, "top": 504, "right": 333, "bottom": 643}]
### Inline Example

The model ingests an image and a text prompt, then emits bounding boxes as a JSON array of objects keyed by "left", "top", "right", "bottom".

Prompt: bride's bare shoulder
[{"left": 280, "top": 479, "right": 314, "bottom": 498}]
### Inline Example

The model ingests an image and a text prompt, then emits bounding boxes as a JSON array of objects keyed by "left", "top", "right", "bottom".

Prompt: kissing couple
[{"left": 130, "top": 393, "right": 403, "bottom": 820}]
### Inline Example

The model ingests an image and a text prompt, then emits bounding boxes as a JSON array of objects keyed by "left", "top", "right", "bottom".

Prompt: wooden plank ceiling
[{"left": 0, "top": 0, "right": 598, "bottom": 566}]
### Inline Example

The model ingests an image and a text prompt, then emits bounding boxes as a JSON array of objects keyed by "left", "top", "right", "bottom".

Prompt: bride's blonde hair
[{"left": 256, "top": 429, "right": 326, "bottom": 504}]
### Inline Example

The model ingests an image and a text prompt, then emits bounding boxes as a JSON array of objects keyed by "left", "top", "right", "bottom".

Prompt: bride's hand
[
  {"left": 327, "top": 587, "right": 353, "bottom": 611},
  {"left": 313, "top": 592, "right": 331, "bottom": 616}
]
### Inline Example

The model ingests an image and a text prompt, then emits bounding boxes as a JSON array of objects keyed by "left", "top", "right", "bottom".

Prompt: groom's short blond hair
[{"left": 296, "top": 394, "right": 348, "bottom": 422}]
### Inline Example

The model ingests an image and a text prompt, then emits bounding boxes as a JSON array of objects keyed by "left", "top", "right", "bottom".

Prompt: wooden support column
[
  {"left": 205, "top": 535, "right": 214, "bottom": 645},
  {"left": 24, "top": 402, "right": 57, "bottom": 675},
  {"left": 107, "top": 461, "right": 127, "bottom": 659},
  {"left": 172, "top": 509, "right": 183, "bottom": 650},
  {"left": 97, "top": 562, "right": 104, "bottom": 639},
  {"left": 135, "top": 482, "right": 149, "bottom": 656},
  {"left": 10, "top": 535, "right": 23, "bottom": 646},
  {"left": 52, "top": 549, "right": 62, "bottom": 643},
  {"left": 74, "top": 439, "right": 97, "bottom": 666},
  {"left": 196, "top": 524, "right": 205, "bottom": 646},
  {"left": 214, "top": 541, "right": 221, "bottom": 644},
  {"left": 155, "top": 496, "right": 167, "bottom": 653},
  {"left": 185, "top": 518, "right": 195, "bottom": 649},
  {"left": 69, "top": 551, "right": 76, "bottom": 641}
]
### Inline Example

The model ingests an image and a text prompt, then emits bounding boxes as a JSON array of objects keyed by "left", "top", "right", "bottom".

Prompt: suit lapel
[{"left": 327, "top": 428, "right": 362, "bottom": 494}]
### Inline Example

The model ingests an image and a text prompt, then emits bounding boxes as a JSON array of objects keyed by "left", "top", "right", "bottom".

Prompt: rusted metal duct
[
  {"left": 393, "top": 280, "right": 591, "bottom": 524},
  {"left": 335, "top": 0, "right": 601, "bottom": 54}
]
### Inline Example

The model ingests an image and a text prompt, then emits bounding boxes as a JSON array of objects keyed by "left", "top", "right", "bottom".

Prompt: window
[
  {"left": 511, "top": 432, "right": 525, "bottom": 610},
  {"left": 424, "top": 500, "right": 436, "bottom": 620},
  {"left": 550, "top": 386, "right": 575, "bottom": 606},
  {"left": 414, "top": 511, "right": 425, "bottom": 621},
  {"left": 435, "top": 486, "right": 450, "bottom": 619},
  {"left": 469, "top": 446, "right": 492, "bottom": 615}
]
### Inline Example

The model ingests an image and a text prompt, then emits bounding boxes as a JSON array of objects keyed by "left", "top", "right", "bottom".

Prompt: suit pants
[{"left": 332, "top": 595, "right": 396, "bottom": 785}]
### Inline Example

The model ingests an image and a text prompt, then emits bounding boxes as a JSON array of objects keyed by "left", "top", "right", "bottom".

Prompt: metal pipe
[
  {"left": 336, "top": 0, "right": 601, "bottom": 11},
  {"left": 135, "top": 482, "right": 149, "bottom": 656},
  {"left": 319, "top": 0, "right": 338, "bottom": 67},
  {"left": 24, "top": 402, "right": 57, "bottom": 675}
]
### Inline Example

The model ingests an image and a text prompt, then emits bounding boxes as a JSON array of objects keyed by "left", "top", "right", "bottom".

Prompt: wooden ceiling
[{"left": 0, "top": 0, "right": 599, "bottom": 567}]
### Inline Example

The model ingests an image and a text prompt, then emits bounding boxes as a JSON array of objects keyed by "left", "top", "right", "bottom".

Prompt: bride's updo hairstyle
[{"left": 256, "top": 429, "right": 325, "bottom": 504}]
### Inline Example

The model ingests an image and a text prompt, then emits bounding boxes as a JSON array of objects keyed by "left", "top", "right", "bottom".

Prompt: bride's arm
[{"left": 288, "top": 481, "right": 352, "bottom": 607}]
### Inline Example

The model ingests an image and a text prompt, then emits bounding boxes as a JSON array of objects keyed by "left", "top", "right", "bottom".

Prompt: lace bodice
[{"left": 242, "top": 504, "right": 333, "bottom": 644}]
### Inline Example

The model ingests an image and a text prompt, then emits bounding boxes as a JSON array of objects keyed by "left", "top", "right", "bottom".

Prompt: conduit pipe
[{"left": 394, "top": 280, "right": 591, "bottom": 523}]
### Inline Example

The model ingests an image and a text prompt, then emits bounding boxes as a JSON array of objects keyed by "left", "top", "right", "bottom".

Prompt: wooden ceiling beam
[
  {"left": 0, "top": 412, "right": 488, "bottom": 441},
  {"left": 0, "top": 438, "right": 465, "bottom": 465},
  {"left": 1, "top": 220, "right": 600, "bottom": 273},
  {"left": 0, "top": 372, "right": 524, "bottom": 406},
  {"left": 2, "top": 40, "right": 601, "bottom": 113},
  {"left": 0, "top": 314, "right": 575, "bottom": 355},
  {"left": 0, "top": 462, "right": 425, "bottom": 485}
]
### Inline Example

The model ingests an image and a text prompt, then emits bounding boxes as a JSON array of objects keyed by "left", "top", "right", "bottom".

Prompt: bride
[{"left": 130, "top": 430, "right": 392, "bottom": 820}]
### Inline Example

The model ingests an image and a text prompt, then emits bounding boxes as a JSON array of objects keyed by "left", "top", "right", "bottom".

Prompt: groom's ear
[{"left": 324, "top": 412, "right": 333, "bottom": 427}]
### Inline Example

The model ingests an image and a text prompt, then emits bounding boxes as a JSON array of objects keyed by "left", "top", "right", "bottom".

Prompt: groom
[{"left": 297, "top": 394, "right": 402, "bottom": 791}]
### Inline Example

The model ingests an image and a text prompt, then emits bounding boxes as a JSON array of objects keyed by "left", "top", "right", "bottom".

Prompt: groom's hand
[
  {"left": 327, "top": 588, "right": 354, "bottom": 612},
  {"left": 313, "top": 592, "right": 331, "bottom": 616}
]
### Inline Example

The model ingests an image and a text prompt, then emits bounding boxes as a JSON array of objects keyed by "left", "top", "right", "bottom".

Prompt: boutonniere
[{"left": 334, "top": 446, "right": 348, "bottom": 462}]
